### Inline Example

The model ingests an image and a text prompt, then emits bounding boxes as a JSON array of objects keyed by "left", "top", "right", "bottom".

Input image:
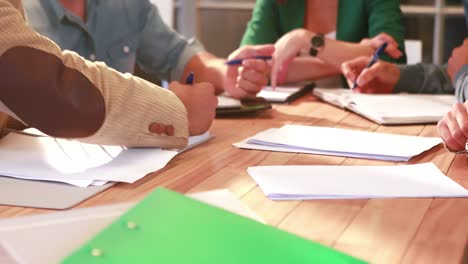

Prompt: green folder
[{"left": 62, "top": 188, "right": 366, "bottom": 264}]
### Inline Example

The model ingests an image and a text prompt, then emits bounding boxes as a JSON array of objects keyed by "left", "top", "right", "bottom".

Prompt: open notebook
[{"left": 313, "top": 88, "right": 457, "bottom": 125}]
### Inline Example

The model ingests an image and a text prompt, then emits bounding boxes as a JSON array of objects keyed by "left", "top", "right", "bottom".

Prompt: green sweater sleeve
[
  {"left": 366, "top": 0, "right": 407, "bottom": 63},
  {"left": 240, "top": 0, "right": 280, "bottom": 46}
]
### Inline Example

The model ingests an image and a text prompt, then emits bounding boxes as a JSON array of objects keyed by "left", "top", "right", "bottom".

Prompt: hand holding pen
[
  {"left": 342, "top": 42, "right": 401, "bottom": 94},
  {"left": 223, "top": 44, "right": 274, "bottom": 99}
]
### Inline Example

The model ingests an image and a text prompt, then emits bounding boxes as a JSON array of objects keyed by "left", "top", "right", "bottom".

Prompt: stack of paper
[
  {"left": 0, "top": 131, "right": 213, "bottom": 188},
  {"left": 234, "top": 124, "right": 442, "bottom": 161},
  {"left": 313, "top": 88, "right": 456, "bottom": 125},
  {"left": 248, "top": 163, "right": 468, "bottom": 200}
]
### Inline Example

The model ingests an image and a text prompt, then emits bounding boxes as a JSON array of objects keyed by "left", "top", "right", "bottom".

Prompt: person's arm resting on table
[{"left": 0, "top": 0, "right": 208, "bottom": 148}]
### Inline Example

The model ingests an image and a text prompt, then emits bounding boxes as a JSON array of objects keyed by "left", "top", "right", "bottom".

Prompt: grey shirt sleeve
[
  {"left": 454, "top": 64, "right": 468, "bottom": 102},
  {"left": 394, "top": 64, "right": 455, "bottom": 95}
]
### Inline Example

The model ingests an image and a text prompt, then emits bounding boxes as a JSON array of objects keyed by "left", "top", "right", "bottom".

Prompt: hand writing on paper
[
  {"left": 169, "top": 81, "right": 217, "bottom": 136},
  {"left": 437, "top": 101, "right": 468, "bottom": 152},
  {"left": 448, "top": 39, "right": 468, "bottom": 81},
  {"left": 224, "top": 45, "right": 274, "bottom": 99},
  {"left": 342, "top": 57, "right": 400, "bottom": 93}
]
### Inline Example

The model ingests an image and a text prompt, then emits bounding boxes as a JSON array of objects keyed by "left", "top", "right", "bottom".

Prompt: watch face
[{"left": 311, "top": 35, "right": 324, "bottom": 48}]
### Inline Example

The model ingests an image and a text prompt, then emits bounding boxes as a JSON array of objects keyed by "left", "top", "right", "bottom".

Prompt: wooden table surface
[{"left": 0, "top": 94, "right": 467, "bottom": 263}]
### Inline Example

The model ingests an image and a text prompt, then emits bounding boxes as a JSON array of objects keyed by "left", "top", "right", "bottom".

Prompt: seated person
[
  {"left": 0, "top": 0, "right": 217, "bottom": 148},
  {"left": 342, "top": 40, "right": 468, "bottom": 152},
  {"left": 23, "top": 0, "right": 272, "bottom": 99},
  {"left": 340, "top": 1, "right": 468, "bottom": 152},
  {"left": 241, "top": 0, "right": 406, "bottom": 88}
]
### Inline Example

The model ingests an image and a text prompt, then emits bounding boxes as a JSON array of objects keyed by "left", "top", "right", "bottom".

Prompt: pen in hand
[
  {"left": 185, "top": 72, "right": 194, "bottom": 85},
  {"left": 225, "top": 56, "right": 272, "bottom": 66},
  {"left": 352, "top": 42, "right": 388, "bottom": 90}
]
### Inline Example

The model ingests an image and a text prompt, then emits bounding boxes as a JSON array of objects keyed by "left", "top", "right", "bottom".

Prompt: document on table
[
  {"left": 248, "top": 163, "right": 468, "bottom": 200},
  {"left": 234, "top": 124, "right": 442, "bottom": 161},
  {"left": 313, "top": 88, "right": 456, "bottom": 125},
  {"left": 0, "top": 131, "right": 213, "bottom": 187}
]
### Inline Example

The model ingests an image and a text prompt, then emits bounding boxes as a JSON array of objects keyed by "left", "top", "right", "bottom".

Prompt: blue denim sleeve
[
  {"left": 393, "top": 64, "right": 455, "bottom": 96},
  {"left": 454, "top": 65, "right": 468, "bottom": 102},
  {"left": 135, "top": 1, "right": 205, "bottom": 82}
]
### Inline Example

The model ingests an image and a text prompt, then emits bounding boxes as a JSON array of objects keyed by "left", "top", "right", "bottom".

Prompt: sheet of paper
[
  {"left": 0, "top": 133, "right": 178, "bottom": 185},
  {"left": 0, "top": 189, "right": 262, "bottom": 264},
  {"left": 0, "top": 131, "right": 213, "bottom": 187},
  {"left": 248, "top": 163, "right": 468, "bottom": 200},
  {"left": 240, "top": 124, "right": 442, "bottom": 161}
]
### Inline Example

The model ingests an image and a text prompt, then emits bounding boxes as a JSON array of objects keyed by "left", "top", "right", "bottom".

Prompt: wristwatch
[{"left": 309, "top": 34, "right": 325, "bottom": 57}]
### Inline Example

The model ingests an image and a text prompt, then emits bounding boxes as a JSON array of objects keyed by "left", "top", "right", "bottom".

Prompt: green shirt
[{"left": 241, "top": 0, "right": 406, "bottom": 63}]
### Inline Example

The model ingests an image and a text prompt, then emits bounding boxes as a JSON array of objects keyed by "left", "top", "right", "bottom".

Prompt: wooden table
[{"left": 0, "top": 94, "right": 467, "bottom": 263}]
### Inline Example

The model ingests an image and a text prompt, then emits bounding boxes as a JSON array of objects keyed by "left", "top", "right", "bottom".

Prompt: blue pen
[
  {"left": 352, "top": 42, "right": 388, "bottom": 90},
  {"left": 225, "top": 56, "right": 272, "bottom": 66},
  {"left": 185, "top": 72, "right": 194, "bottom": 85}
]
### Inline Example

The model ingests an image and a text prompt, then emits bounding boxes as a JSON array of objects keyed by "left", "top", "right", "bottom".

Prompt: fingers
[
  {"left": 228, "top": 44, "right": 275, "bottom": 60},
  {"left": 438, "top": 103, "right": 468, "bottom": 151},
  {"left": 270, "top": 57, "right": 280, "bottom": 89},
  {"left": 365, "top": 33, "right": 402, "bottom": 59},
  {"left": 342, "top": 56, "right": 371, "bottom": 83},
  {"left": 239, "top": 60, "right": 269, "bottom": 86},
  {"left": 384, "top": 44, "right": 403, "bottom": 59},
  {"left": 438, "top": 119, "right": 462, "bottom": 151}
]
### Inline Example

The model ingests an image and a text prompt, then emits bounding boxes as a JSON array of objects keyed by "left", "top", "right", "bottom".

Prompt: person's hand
[
  {"left": 448, "top": 39, "right": 468, "bottom": 81},
  {"left": 437, "top": 101, "right": 468, "bottom": 152},
  {"left": 360, "top": 33, "right": 403, "bottom": 59},
  {"left": 169, "top": 81, "right": 217, "bottom": 136},
  {"left": 224, "top": 44, "right": 274, "bottom": 99},
  {"left": 341, "top": 56, "right": 400, "bottom": 94},
  {"left": 271, "top": 29, "right": 314, "bottom": 88}
]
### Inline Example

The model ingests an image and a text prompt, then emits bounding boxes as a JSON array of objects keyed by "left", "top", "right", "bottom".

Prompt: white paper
[
  {"left": 236, "top": 125, "right": 442, "bottom": 161},
  {"left": 0, "top": 131, "right": 214, "bottom": 187},
  {"left": 0, "top": 133, "right": 178, "bottom": 185},
  {"left": 313, "top": 88, "right": 457, "bottom": 125},
  {"left": 248, "top": 163, "right": 468, "bottom": 200}
]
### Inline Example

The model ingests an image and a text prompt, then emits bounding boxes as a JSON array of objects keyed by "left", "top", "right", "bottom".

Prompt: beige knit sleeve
[{"left": 0, "top": 0, "right": 189, "bottom": 148}]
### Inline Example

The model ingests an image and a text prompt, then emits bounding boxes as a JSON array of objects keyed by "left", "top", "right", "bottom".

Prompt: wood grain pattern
[{"left": 0, "top": 94, "right": 466, "bottom": 263}]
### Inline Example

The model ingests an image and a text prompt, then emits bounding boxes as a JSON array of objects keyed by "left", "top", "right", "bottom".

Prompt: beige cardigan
[{"left": 0, "top": 0, "right": 189, "bottom": 148}]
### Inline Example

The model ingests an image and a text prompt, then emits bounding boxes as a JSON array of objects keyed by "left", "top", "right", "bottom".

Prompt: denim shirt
[{"left": 23, "top": 0, "right": 204, "bottom": 82}]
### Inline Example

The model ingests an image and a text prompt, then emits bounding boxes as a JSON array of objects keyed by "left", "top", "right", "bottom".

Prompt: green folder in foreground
[{"left": 62, "top": 188, "right": 366, "bottom": 264}]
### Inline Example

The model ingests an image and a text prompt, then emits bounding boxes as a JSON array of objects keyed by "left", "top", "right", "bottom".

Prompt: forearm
[
  {"left": 284, "top": 57, "right": 340, "bottom": 84},
  {"left": 0, "top": 0, "right": 189, "bottom": 148},
  {"left": 394, "top": 64, "right": 454, "bottom": 95},
  {"left": 182, "top": 52, "right": 226, "bottom": 94},
  {"left": 317, "top": 39, "right": 374, "bottom": 69},
  {"left": 454, "top": 65, "right": 468, "bottom": 102}
]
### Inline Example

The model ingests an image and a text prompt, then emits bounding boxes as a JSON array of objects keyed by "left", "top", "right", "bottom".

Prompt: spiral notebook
[{"left": 313, "top": 88, "right": 456, "bottom": 125}]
